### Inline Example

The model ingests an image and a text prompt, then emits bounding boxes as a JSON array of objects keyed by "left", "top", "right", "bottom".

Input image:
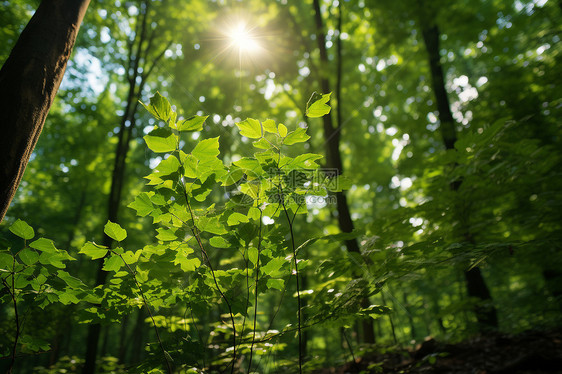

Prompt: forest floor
[{"left": 313, "top": 328, "right": 562, "bottom": 373}]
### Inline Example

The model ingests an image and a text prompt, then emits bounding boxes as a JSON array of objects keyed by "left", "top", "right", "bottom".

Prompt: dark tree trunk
[
  {"left": 130, "top": 308, "right": 146, "bottom": 364},
  {"left": 420, "top": 24, "right": 498, "bottom": 331},
  {"left": 82, "top": 50, "right": 143, "bottom": 374},
  {"left": 465, "top": 267, "right": 498, "bottom": 329},
  {"left": 0, "top": 0, "right": 90, "bottom": 222},
  {"left": 312, "top": 0, "right": 375, "bottom": 344}
]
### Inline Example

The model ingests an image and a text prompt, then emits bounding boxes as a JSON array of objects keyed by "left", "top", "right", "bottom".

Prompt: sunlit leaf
[
  {"left": 306, "top": 92, "right": 331, "bottom": 118},
  {"left": 236, "top": 118, "right": 262, "bottom": 138},
  {"left": 177, "top": 115, "right": 207, "bottom": 132},
  {"left": 283, "top": 127, "right": 310, "bottom": 145},
  {"left": 29, "top": 238, "right": 58, "bottom": 253},
  {"left": 227, "top": 212, "right": 249, "bottom": 226},
  {"left": 278, "top": 123, "right": 288, "bottom": 137},
  {"left": 9, "top": 219, "right": 34, "bottom": 240},
  {"left": 144, "top": 127, "right": 177, "bottom": 153},
  {"left": 128, "top": 192, "right": 155, "bottom": 217},
  {"left": 80, "top": 242, "right": 108, "bottom": 260},
  {"left": 192, "top": 137, "right": 220, "bottom": 161},
  {"left": 104, "top": 221, "right": 127, "bottom": 242},
  {"left": 102, "top": 255, "right": 122, "bottom": 272},
  {"left": 140, "top": 92, "right": 172, "bottom": 121}
]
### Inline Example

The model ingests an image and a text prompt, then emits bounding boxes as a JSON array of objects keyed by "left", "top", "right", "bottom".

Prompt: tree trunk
[
  {"left": 312, "top": 0, "right": 376, "bottom": 344},
  {"left": 82, "top": 2, "right": 172, "bottom": 371},
  {"left": 420, "top": 24, "right": 498, "bottom": 331},
  {"left": 0, "top": 0, "right": 90, "bottom": 222}
]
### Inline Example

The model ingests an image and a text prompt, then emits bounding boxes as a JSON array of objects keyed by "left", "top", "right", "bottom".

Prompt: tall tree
[
  {"left": 0, "top": 0, "right": 90, "bottom": 222},
  {"left": 312, "top": 0, "right": 376, "bottom": 344},
  {"left": 418, "top": 6, "right": 498, "bottom": 330},
  {"left": 82, "top": 1, "right": 173, "bottom": 372}
]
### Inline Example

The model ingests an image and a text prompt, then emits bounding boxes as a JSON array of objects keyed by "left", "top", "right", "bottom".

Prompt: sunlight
[{"left": 228, "top": 22, "right": 261, "bottom": 54}]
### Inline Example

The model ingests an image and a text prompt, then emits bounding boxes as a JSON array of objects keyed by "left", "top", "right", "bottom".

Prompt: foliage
[{"left": 1, "top": 0, "right": 562, "bottom": 372}]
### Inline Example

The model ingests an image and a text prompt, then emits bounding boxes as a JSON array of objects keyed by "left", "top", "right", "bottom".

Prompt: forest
[{"left": 0, "top": 0, "right": 561, "bottom": 373}]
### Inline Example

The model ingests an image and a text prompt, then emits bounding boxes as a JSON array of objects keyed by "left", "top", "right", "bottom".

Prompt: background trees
[{"left": 1, "top": 0, "right": 561, "bottom": 372}]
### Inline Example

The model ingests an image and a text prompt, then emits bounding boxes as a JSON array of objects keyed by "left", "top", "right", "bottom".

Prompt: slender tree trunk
[
  {"left": 312, "top": 0, "right": 375, "bottom": 344},
  {"left": 118, "top": 315, "right": 130, "bottom": 363},
  {"left": 82, "top": 4, "right": 148, "bottom": 372},
  {"left": 420, "top": 24, "right": 498, "bottom": 331},
  {"left": 82, "top": 2, "right": 173, "bottom": 370},
  {"left": 0, "top": 0, "right": 90, "bottom": 222},
  {"left": 130, "top": 308, "right": 146, "bottom": 364},
  {"left": 82, "top": 65, "right": 144, "bottom": 374}
]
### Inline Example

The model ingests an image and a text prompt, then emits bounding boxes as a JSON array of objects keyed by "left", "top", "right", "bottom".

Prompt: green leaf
[
  {"left": 80, "top": 242, "right": 108, "bottom": 260},
  {"left": 128, "top": 192, "right": 154, "bottom": 217},
  {"left": 156, "top": 227, "right": 177, "bottom": 241},
  {"left": 236, "top": 118, "right": 262, "bottom": 138},
  {"left": 262, "top": 119, "right": 277, "bottom": 133},
  {"left": 248, "top": 247, "right": 258, "bottom": 265},
  {"left": 261, "top": 257, "right": 286, "bottom": 277},
  {"left": 155, "top": 155, "right": 180, "bottom": 176},
  {"left": 210, "top": 237, "right": 231, "bottom": 248},
  {"left": 0, "top": 252, "right": 14, "bottom": 270},
  {"left": 252, "top": 138, "right": 271, "bottom": 150},
  {"left": 222, "top": 167, "right": 244, "bottom": 186},
  {"left": 233, "top": 158, "right": 262, "bottom": 175},
  {"left": 284, "top": 127, "right": 310, "bottom": 145},
  {"left": 192, "top": 137, "right": 220, "bottom": 161},
  {"left": 102, "top": 255, "right": 122, "bottom": 272},
  {"left": 144, "top": 127, "right": 177, "bottom": 153},
  {"left": 177, "top": 115, "right": 207, "bottom": 132},
  {"left": 104, "top": 221, "right": 127, "bottom": 242},
  {"left": 227, "top": 212, "right": 250, "bottom": 226},
  {"left": 278, "top": 123, "right": 288, "bottom": 137},
  {"left": 240, "top": 182, "right": 260, "bottom": 199},
  {"left": 29, "top": 238, "right": 57, "bottom": 253},
  {"left": 197, "top": 216, "right": 227, "bottom": 235},
  {"left": 57, "top": 270, "right": 85, "bottom": 288},
  {"left": 174, "top": 254, "right": 200, "bottom": 272},
  {"left": 9, "top": 219, "right": 34, "bottom": 240},
  {"left": 140, "top": 92, "right": 172, "bottom": 121},
  {"left": 306, "top": 92, "right": 331, "bottom": 118},
  {"left": 18, "top": 248, "right": 39, "bottom": 265},
  {"left": 57, "top": 289, "right": 81, "bottom": 305},
  {"left": 122, "top": 250, "right": 140, "bottom": 264},
  {"left": 38, "top": 252, "right": 65, "bottom": 268},
  {"left": 267, "top": 278, "right": 285, "bottom": 291}
]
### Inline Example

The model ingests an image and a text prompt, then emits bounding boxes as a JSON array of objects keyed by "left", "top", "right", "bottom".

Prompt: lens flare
[{"left": 229, "top": 23, "right": 260, "bottom": 54}]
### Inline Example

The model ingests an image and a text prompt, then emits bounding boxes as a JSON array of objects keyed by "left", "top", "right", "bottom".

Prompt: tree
[{"left": 0, "top": 0, "right": 90, "bottom": 222}]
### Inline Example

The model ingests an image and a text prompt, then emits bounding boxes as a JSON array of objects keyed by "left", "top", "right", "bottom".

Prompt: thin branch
[
  {"left": 178, "top": 172, "right": 237, "bottom": 374},
  {"left": 110, "top": 250, "right": 173, "bottom": 373},
  {"left": 248, "top": 206, "right": 264, "bottom": 372}
]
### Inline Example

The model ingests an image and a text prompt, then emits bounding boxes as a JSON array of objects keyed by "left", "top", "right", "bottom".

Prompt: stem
[
  {"left": 281, "top": 198, "right": 303, "bottom": 373},
  {"left": 180, "top": 183, "right": 237, "bottom": 374},
  {"left": 342, "top": 328, "right": 357, "bottom": 364},
  {"left": 113, "top": 251, "right": 173, "bottom": 374},
  {"left": 248, "top": 207, "right": 264, "bottom": 372}
]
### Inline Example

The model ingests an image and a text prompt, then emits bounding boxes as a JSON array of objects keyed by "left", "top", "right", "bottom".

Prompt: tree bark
[
  {"left": 0, "top": 0, "right": 90, "bottom": 222},
  {"left": 312, "top": 0, "right": 376, "bottom": 344},
  {"left": 420, "top": 24, "right": 498, "bottom": 331}
]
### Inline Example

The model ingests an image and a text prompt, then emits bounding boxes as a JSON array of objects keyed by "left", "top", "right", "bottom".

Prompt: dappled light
[{"left": 1, "top": 0, "right": 561, "bottom": 373}]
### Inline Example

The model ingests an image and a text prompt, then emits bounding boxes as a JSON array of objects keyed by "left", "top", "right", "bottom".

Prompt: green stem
[
  {"left": 113, "top": 251, "right": 173, "bottom": 374},
  {"left": 248, "top": 207, "right": 264, "bottom": 372}
]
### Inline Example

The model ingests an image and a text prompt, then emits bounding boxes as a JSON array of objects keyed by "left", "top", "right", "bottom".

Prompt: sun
[{"left": 228, "top": 22, "right": 261, "bottom": 54}]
